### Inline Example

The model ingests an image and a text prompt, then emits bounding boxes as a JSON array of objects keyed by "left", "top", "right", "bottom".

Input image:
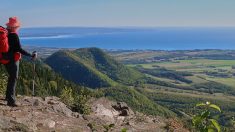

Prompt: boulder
[
  {"left": 112, "top": 102, "right": 134, "bottom": 116},
  {"left": 44, "top": 96, "right": 73, "bottom": 117},
  {"left": 51, "top": 102, "right": 73, "bottom": 117}
]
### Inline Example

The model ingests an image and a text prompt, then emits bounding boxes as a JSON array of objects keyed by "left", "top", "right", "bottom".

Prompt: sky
[{"left": 1, "top": 0, "right": 235, "bottom": 27}]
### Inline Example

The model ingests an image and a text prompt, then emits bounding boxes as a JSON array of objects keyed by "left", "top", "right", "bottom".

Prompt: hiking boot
[{"left": 7, "top": 102, "right": 18, "bottom": 107}]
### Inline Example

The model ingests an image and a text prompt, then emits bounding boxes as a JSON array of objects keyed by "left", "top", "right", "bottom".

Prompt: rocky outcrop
[
  {"left": 112, "top": 102, "right": 134, "bottom": 116},
  {"left": 84, "top": 98, "right": 188, "bottom": 132},
  {"left": 0, "top": 95, "right": 188, "bottom": 132},
  {"left": 0, "top": 95, "right": 88, "bottom": 132}
]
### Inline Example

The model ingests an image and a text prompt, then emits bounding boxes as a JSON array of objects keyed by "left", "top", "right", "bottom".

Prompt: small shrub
[
  {"left": 103, "top": 124, "right": 115, "bottom": 132},
  {"left": 121, "top": 128, "right": 128, "bottom": 132},
  {"left": 192, "top": 101, "right": 221, "bottom": 132},
  {"left": 60, "top": 86, "right": 74, "bottom": 107},
  {"left": 87, "top": 122, "right": 96, "bottom": 132},
  {"left": 72, "top": 88, "right": 91, "bottom": 114}
]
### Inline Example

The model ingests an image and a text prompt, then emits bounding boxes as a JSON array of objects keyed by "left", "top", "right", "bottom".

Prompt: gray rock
[
  {"left": 72, "top": 112, "right": 80, "bottom": 118},
  {"left": 0, "top": 117, "right": 10, "bottom": 129},
  {"left": 43, "top": 119, "right": 56, "bottom": 128},
  {"left": 112, "top": 102, "right": 128, "bottom": 111},
  {"left": 23, "top": 97, "right": 43, "bottom": 106},
  {"left": 120, "top": 109, "right": 129, "bottom": 116},
  {"left": 112, "top": 102, "right": 134, "bottom": 116},
  {"left": 51, "top": 102, "right": 73, "bottom": 117}
]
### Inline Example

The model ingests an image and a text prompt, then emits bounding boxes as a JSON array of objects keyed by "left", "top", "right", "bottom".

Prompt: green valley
[
  {"left": 1, "top": 48, "right": 235, "bottom": 131},
  {"left": 111, "top": 49, "right": 235, "bottom": 130}
]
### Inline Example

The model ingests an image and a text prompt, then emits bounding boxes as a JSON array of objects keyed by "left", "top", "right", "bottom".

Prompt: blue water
[{"left": 19, "top": 27, "right": 235, "bottom": 50}]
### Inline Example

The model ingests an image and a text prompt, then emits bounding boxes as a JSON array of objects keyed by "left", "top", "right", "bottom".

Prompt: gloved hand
[{"left": 32, "top": 51, "right": 37, "bottom": 60}]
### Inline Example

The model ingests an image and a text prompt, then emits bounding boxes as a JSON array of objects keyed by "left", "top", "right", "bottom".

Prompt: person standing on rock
[{"left": 3, "top": 17, "right": 37, "bottom": 107}]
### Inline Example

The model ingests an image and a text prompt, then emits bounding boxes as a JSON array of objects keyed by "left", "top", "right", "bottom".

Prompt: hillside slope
[
  {"left": 0, "top": 53, "right": 176, "bottom": 118},
  {"left": 45, "top": 48, "right": 144, "bottom": 88},
  {"left": 44, "top": 48, "right": 177, "bottom": 117}
]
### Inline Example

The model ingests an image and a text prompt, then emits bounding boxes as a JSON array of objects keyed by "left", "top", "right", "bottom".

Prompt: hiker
[{"left": 2, "top": 17, "right": 37, "bottom": 107}]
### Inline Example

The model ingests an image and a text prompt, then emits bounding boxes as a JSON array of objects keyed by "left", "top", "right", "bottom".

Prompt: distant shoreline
[
  {"left": 21, "top": 26, "right": 235, "bottom": 29},
  {"left": 23, "top": 45, "right": 235, "bottom": 51},
  {"left": 20, "top": 27, "right": 235, "bottom": 50}
]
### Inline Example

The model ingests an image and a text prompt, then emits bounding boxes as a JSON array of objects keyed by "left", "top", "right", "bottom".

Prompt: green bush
[
  {"left": 59, "top": 86, "right": 92, "bottom": 114},
  {"left": 192, "top": 102, "right": 221, "bottom": 132},
  {"left": 60, "top": 86, "right": 74, "bottom": 107},
  {"left": 72, "top": 88, "right": 92, "bottom": 114}
]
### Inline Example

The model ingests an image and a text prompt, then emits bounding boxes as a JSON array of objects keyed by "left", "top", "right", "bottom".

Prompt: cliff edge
[{"left": 0, "top": 95, "right": 188, "bottom": 132}]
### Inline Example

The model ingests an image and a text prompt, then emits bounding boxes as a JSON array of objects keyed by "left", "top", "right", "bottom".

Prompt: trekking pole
[
  {"left": 32, "top": 51, "right": 37, "bottom": 96},
  {"left": 32, "top": 62, "right": 35, "bottom": 96}
]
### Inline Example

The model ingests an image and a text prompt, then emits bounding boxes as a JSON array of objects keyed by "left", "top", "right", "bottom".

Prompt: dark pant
[{"left": 5, "top": 60, "right": 19, "bottom": 104}]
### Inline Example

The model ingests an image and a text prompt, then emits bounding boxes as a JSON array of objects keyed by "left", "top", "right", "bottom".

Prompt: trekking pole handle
[{"left": 32, "top": 51, "right": 37, "bottom": 61}]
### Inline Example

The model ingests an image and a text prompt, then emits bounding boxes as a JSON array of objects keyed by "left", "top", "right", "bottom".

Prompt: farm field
[
  {"left": 129, "top": 59, "right": 235, "bottom": 88},
  {"left": 111, "top": 50, "right": 235, "bottom": 129}
]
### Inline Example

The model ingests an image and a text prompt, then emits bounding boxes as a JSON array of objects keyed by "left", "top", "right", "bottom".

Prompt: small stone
[
  {"left": 120, "top": 109, "right": 129, "bottom": 116},
  {"left": 72, "top": 112, "right": 80, "bottom": 118},
  {"left": 44, "top": 119, "right": 56, "bottom": 128},
  {"left": 36, "top": 123, "right": 43, "bottom": 127},
  {"left": 33, "top": 99, "right": 40, "bottom": 106},
  {"left": 47, "top": 100, "right": 56, "bottom": 105}
]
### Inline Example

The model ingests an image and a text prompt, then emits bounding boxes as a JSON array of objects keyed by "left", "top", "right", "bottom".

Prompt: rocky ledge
[{"left": 0, "top": 95, "right": 188, "bottom": 132}]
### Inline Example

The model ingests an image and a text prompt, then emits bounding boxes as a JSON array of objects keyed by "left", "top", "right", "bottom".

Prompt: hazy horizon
[
  {"left": 20, "top": 25, "right": 235, "bottom": 29},
  {"left": 1, "top": 0, "right": 235, "bottom": 27}
]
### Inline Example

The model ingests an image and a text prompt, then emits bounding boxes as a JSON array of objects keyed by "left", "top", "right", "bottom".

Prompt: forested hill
[
  {"left": 45, "top": 48, "right": 144, "bottom": 88},
  {"left": 0, "top": 59, "right": 88, "bottom": 98},
  {"left": 0, "top": 50, "right": 175, "bottom": 117},
  {"left": 44, "top": 47, "right": 176, "bottom": 116}
]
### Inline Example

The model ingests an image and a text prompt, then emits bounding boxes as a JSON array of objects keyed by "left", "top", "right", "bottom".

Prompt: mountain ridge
[
  {"left": 45, "top": 48, "right": 144, "bottom": 88},
  {"left": 44, "top": 48, "right": 176, "bottom": 117}
]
